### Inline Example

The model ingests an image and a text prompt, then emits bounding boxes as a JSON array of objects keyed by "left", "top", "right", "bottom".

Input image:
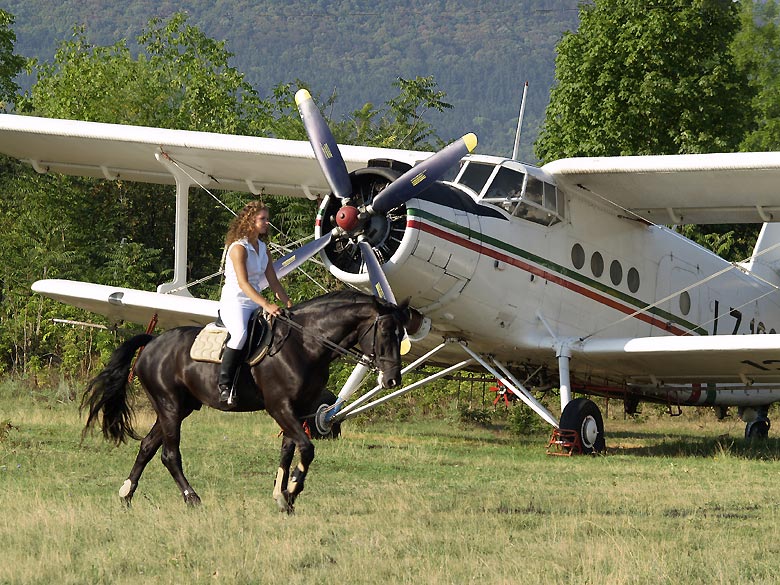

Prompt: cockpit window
[
  {"left": 479, "top": 166, "right": 564, "bottom": 226},
  {"left": 456, "top": 161, "right": 496, "bottom": 195}
]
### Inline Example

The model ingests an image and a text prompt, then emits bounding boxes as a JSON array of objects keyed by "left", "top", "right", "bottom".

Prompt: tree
[
  {"left": 733, "top": 0, "right": 780, "bottom": 151},
  {"left": 535, "top": 0, "right": 753, "bottom": 162},
  {"left": 342, "top": 75, "right": 452, "bottom": 150},
  {"left": 0, "top": 9, "right": 24, "bottom": 109}
]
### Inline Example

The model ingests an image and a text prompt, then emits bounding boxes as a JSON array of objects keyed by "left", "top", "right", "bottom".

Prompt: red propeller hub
[{"left": 335, "top": 205, "right": 361, "bottom": 232}]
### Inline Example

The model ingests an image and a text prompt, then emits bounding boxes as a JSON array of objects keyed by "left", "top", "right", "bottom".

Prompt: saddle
[{"left": 190, "top": 308, "right": 274, "bottom": 366}]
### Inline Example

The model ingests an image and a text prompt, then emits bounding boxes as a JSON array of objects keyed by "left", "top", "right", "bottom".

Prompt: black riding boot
[{"left": 218, "top": 347, "right": 243, "bottom": 404}]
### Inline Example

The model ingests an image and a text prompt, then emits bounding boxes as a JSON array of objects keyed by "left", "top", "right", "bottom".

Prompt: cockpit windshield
[{"left": 455, "top": 160, "right": 564, "bottom": 226}]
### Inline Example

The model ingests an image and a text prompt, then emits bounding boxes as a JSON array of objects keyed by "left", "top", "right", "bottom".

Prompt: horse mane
[{"left": 290, "top": 289, "right": 382, "bottom": 314}]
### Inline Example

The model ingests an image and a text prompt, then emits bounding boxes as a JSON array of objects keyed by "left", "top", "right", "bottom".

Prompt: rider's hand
[{"left": 265, "top": 303, "right": 282, "bottom": 317}]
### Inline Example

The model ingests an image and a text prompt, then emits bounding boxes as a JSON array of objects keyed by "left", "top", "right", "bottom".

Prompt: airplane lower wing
[
  {"left": 579, "top": 334, "right": 780, "bottom": 385},
  {"left": 32, "top": 279, "right": 218, "bottom": 328},
  {"left": 31, "top": 233, "right": 334, "bottom": 329}
]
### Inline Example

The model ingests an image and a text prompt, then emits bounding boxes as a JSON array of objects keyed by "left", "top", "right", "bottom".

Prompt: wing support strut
[
  {"left": 153, "top": 152, "right": 211, "bottom": 296},
  {"left": 315, "top": 339, "right": 560, "bottom": 436}
]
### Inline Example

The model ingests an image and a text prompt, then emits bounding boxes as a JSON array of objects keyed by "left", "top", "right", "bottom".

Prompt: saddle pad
[{"left": 190, "top": 324, "right": 227, "bottom": 364}]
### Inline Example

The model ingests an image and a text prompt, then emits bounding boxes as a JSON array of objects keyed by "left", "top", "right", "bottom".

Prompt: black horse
[{"left": 82, "top": 290, "right": 409, "bottom": 513}]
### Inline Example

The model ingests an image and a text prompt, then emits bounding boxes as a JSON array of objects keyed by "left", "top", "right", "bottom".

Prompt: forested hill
[{"left": 4, "top": 0, "right": 582, "bottom": 161}]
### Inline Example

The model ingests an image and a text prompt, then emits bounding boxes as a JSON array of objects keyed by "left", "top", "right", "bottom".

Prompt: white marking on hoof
[
  {"left": 274, "top": 492, "right": 290, "bottom": 513},
  {"left": 118, "top": 479, "right": 133, "bottom": 498}
]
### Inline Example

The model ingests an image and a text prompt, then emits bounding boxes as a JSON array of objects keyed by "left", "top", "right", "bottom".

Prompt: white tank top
[{"left": 220, "top": 238, "right": 268, "bottom": 307}]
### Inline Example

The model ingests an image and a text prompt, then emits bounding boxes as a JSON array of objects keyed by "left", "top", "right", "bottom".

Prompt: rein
[{"left": 274, "top": 312, "right": 391, "bottom": 373}]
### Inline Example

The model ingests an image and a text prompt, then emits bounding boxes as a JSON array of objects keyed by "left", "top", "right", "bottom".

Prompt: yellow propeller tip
[
  {"left": 295, "top": 89, "right": 312, "bottom": 106},
  {"left": 400, "top": 337, "right": 412, "bottom": 356},
  {"left": 463, "top": 133, "right": 478, "bottom": 152}
]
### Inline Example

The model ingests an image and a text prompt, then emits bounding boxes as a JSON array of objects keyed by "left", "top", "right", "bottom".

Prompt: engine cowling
[{"left": 314, "top": 162, "right": 483, "bottom": 313}]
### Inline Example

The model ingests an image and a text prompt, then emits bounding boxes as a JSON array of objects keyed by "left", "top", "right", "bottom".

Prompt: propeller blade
[
  {"left": 256, "top": 232, "right": 332, "bottom": 290},
  {"left": 358, "top": 240, "right": 396, "bottom": 304},
  {"left": 369, "top": 133, "right": 477, "bottom": 215},
  {"left": 358, "top": 240, "right": 411, "bottom": 355},
  {"left": 295, "top": 89, "right": 352, "bottom": 201}
]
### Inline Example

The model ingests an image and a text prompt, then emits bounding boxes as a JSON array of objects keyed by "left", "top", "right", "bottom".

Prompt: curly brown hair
[{"left": 224, "top": 201, "right": 269, "bottom": 246}]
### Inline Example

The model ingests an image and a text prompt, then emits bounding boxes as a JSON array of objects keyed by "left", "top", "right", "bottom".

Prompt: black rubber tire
[
  {"left": 559, "top": 397, "right": 606, "bottom": 454},
  {"left": 309, "top": 390, "right": 342, "bottom": 440},
  {"left": 745, "top": 419, "right": 770, "bottom": 440}
]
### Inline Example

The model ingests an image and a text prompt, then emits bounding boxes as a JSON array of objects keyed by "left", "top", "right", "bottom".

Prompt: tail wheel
[{"left": 559, "top": 398, "right": 605, "bottom": 454}]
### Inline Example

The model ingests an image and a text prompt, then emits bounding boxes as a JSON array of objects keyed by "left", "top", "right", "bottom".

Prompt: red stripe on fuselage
[{"left": 408, "top": 218, "right": 689, "bottom": 336}]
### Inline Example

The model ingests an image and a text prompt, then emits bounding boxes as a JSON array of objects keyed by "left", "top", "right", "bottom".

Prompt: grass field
[{"left": 2, "top": 384, "right": 780, "bottom": 584}]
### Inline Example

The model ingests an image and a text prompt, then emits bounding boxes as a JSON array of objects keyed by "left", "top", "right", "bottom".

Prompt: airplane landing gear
[
  {"left": 740, "top": 406, "right": 771, "bottom": 441},
  {"left": 558, "top": 398, "right": 606, "bottom": 454},
  {"left": 745, "top": 418, "right": 770, "bottom": 440}
]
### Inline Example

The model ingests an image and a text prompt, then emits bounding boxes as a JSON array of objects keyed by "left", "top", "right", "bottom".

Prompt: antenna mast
[{"left": 511, "top": 81, "right": 529, "bottom": 161}]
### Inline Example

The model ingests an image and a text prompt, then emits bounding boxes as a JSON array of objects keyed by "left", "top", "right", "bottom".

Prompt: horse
[{"left": 81, "top": 290, "right": 410, "bottom": 513}]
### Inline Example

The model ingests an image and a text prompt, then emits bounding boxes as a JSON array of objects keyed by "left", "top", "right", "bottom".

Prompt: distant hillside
[{"left": 4, "top": 0, "right": 582, "bottom": 161}]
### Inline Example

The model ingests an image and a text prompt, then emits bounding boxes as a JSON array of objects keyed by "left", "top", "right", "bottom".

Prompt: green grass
[{"left": 3, "top": 388, "right": 780, "bottom": 584}]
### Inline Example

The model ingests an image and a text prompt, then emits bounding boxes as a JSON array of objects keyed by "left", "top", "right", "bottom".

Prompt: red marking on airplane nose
[{"left": 335, "top": 205, "right": 360, "bottom": 231}]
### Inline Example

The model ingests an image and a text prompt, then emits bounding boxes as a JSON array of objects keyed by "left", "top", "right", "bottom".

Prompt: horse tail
[{"left": 81, "top": 333, "right": 155, "bottom": 445}]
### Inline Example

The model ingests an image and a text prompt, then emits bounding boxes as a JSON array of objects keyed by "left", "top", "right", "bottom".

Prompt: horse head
[{"left": 357, "top": 296, "right": 411, "bottom": 389}]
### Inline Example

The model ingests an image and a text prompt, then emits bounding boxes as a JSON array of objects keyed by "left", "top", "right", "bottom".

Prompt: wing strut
[{"left": 153, "top": 152, "right": 212, "bottom": 296}]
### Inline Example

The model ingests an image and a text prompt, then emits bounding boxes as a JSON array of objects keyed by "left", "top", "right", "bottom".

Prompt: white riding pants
[{"left": 220, "top": 302, "right": 257, "bottom": 350}]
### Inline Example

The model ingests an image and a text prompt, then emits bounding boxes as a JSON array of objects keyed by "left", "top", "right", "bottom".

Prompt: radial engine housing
[{"left": 314, "top": 160, "right": 484, "bottom": 310}]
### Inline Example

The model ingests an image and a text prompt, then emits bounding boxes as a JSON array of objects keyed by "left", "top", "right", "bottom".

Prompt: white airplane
[{"left": 4, "top": 90, "right": 780, "bottom": 454}]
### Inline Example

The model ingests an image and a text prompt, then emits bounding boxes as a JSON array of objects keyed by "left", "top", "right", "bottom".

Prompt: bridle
[{"left": 274, "top": 311, "right": 401, "bottom": 374}]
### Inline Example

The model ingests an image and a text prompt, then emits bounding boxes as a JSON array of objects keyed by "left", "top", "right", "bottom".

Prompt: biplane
[{"left": 4, "top": 89, "right": 780, "bottom": 453}]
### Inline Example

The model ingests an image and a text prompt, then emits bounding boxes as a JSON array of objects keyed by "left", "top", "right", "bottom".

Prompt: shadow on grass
[{"left": 607, "top": 430, "right": 780, "bottom": 460}]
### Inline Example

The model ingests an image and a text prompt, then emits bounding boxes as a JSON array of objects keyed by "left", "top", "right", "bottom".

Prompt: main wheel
[{"left": 559, "top": 398, "right": 605, "bottom": 454}]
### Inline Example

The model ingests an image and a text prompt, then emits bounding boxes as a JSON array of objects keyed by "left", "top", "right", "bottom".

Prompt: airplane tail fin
[{"left": 742, "top": 223, "right": 780, "bottom": 286}]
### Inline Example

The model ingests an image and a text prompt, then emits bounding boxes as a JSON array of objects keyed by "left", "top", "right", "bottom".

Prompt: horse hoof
[
  {"left": 183, "top": 491, "right": 202, "bottom": 506},
  {"left": 274, "top": 491, "right": 294, "bottom": 515}
]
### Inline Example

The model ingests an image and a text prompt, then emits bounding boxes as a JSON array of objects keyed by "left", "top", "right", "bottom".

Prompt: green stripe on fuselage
[{"left": 408, "top": 208, "right": 707, "bottom": 335}]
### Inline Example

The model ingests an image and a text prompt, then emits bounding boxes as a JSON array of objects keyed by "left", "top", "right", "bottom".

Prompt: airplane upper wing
[
  {"left": 543, "top": 152, "right": 780, "bottom": 224},
  {"left": 0, "top": 114, "right": 432, "bottom": 197},
  {"left": 579, "top": 334, "right": 780, "bottom": 385}
]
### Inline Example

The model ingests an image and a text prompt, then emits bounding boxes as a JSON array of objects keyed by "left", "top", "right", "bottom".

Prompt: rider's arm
[{"left": 265, "top": 247, "right": 292, "bottom": 309}]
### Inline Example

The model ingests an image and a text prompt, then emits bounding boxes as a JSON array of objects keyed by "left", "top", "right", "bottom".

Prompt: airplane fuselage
[{"left": 319, "top": 155, "right": 780, "bottom": 409}]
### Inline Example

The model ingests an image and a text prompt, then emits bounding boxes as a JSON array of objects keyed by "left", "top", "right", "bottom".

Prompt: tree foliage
[
  {"left": 535, "top": 0, "right": 753, "bottom": 161},
  {"left": 0, "top": 9, "right": 24, "bottom": 108},
  {"left": 733, "top": 0, "right": 780, "bottom": 151}
]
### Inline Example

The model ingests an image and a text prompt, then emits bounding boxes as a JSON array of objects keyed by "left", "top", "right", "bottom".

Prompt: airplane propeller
[{"left": 295, "top": 87, "right": 477, "bottom": 337}]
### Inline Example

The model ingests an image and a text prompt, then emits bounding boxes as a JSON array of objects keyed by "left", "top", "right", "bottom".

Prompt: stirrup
[{"left": 219, "top": 384, "right": 234, "bottom": 404}]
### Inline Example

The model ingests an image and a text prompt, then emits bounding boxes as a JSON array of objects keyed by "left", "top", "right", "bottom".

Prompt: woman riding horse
[
  {"left": 218, "top": 201, "right": 291, "bottom": 406},
  {"left": 82, "top": 290, "right": 410, "bottom": 514}
]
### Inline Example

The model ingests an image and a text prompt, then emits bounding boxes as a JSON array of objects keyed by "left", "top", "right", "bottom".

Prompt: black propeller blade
[
  {"left": 295, "top": 89, "right": 352, "bottom": 201},
  {"left": 368, "top": 133, "right": 477, "bottom": 215},
  {"left": 256, "top": 233, "right": 332, "bottom": 290}
]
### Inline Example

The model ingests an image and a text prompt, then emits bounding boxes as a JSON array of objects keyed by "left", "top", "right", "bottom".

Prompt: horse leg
[
  {"left": 158, "top": 407, "right": 201, "bottom": 506},
  {"left": 270, "top": 403, "right": 315, "bottom": 514},
  {"left": 118, "top": 420, "right": 163, "bottom": 506},
  {"left": 272, "top": 436, "right": 297, "bottom": 513}
]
